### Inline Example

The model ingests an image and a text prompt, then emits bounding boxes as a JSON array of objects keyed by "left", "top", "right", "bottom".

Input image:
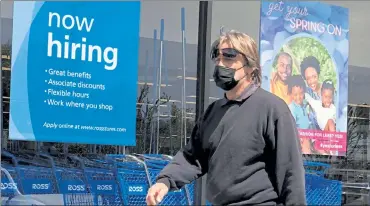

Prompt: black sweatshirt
[{"left": 156, "top": 87, "right": 306, "bottom": 206}]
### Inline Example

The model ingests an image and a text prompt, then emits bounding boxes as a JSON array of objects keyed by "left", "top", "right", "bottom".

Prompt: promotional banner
[
  {"left": 9, "top": 1, "right": 141, "bottom": 145},
  {"left": 260, "top": 1, "right": 349, "bottom": 156}
]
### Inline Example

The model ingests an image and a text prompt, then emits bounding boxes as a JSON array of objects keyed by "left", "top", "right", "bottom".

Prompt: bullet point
[
  {"left": 45, "top": 80, "right": 47, "bottom": 83},
  {"left": 44, "top": 100, "right": 46, "bottom": 103},
  {"left": 45, "top": 70, "right": 48, "bottom": 72},
  {"left": 45, "top": 90, "right": 47, "bottom": 93}
]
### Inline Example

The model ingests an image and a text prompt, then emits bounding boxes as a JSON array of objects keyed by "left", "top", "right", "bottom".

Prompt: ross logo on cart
[
  {"left": 1, "top": 183, "right": 18, "bottom": 190},
  {"left": 68, "top": 184, "right": 86, "bottom": 191},
  {"left": 127, "top": 184, "right": 148, "bottom": 195},
  {"left": 32, "top": 183, "right": 50, "bottom": 190},
  {"left": 128, "top": 186, "right": 143, "bottom": 192},
  {"left": 97, "top": 184, "right": 113, "bottom": 191}
]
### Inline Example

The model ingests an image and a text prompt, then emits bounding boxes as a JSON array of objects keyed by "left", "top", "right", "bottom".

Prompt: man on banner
[{"left": 270, "top": 52, "right": 293, "bottom": 105}]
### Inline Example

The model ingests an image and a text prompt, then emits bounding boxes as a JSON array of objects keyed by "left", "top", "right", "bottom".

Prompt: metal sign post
[
  {"left": 0, "top": 3, "right": 3, "bottom": 150},
  {"left": 195, "top": 1, "right": 212, "bottom": 205}
]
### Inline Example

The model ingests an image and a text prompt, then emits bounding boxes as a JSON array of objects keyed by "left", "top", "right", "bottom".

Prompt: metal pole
[
  {"left": 181, "top": 7, "right": 187, "bottom": 146},
  {"left": 93, "top": 144, "right": 96, "bottom": 153},
  {"left": 180, "top": 10, "right": 184, "bottom": 149},
  {"left": 149, "top": 29, "right": 158, "bottom": 154},
  {"left": 368, "top": 182, "right": 370, "bottom": 206},
  {"left": 156, "top": 19, "right": 164, "bottom": 154},
  {"left": 143, "top": 50, "right": 149, "bottom": 152},
  {"left": 180, "top": 91, "right": 184, "bottom": 148},
  {"left": 162, "top": 39, "right": 172, "bottom": 155},
  {"left": 0, "top": 8, "right": 3, "bottom": 151},
  {"left": 194, "top": 1, "right": 212, "bottom": 205},
  {"left": 169, "top": 108, "right": 173, "bottom": 155},
  {"left": 63, "top": 144, "right": 68, "bottom": 154}
]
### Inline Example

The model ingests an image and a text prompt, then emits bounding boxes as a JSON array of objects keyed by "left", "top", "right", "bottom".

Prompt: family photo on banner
[{"left": 260, "top": 0, "right": 349, "bottom": 156}]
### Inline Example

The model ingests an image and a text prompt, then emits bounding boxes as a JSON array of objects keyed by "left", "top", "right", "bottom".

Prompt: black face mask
[{"left": 213, "top": 65, "right": 244, "bottom": 91}]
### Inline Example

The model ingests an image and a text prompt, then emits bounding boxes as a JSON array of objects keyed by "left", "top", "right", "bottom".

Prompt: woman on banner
[
  {"left": 300, "top": 56, "right": 322, "bottom": 130},
  {"left": 300, "top": 56, "right": 337, "bottom": 132},
  {"left": 299, "top": 56, "right": 337, "bottom": 155},
  {"left": 300, "top": 56, "right": 322, "bottom": 100}
]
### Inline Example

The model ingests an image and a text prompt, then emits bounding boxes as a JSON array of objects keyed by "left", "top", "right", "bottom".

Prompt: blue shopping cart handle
[
  {"left": 107, "top": 154, "right": 127, "bottom": 159},
  {"left": 1, "top": 151, "right": 18, "bottom": 167},
  {"left": 303, "top": 161, "right": 330, "bottom": 168}
]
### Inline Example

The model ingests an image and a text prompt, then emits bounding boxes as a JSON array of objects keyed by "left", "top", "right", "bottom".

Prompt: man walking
[{"left": 146, "top": 30, "right": 306, "bottom": 206}]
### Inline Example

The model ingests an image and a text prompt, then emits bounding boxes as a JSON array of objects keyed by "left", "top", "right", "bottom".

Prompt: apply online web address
[
  {"left": 80, "top": 125, "right": 127, "bottom": 132},
  {"left": 43, "top": 122, "right": 126, "bottom": 132}
]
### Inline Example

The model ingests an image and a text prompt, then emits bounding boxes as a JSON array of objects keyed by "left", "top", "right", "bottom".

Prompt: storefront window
[{"left": 135, "top": 2, "right": 200, "bottom": 155}]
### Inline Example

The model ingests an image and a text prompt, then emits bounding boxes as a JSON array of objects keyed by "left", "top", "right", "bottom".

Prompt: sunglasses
[{"left": 211, "top": 48, "right": 243, "bottom": 61}]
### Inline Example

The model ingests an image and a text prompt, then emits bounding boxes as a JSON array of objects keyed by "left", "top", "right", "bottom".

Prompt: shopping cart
[
  {"left": 304, "top": 161, "right": 342, "bottom": 205},
  {"left": 76, "top": 154, "right": 123, "bottom": 206},
  {"left": 185, "top": 181, "right": 195, "bottom": 205},
  {"left": 1, "top": 151, "right": 61, "bottom": 206},
  {"left": 107, "top": 154, "right": 151, "bottom": 205},
  {"left": 1, "top": 151, "right": 22, "bottom": 197},
  {"left": 11, "top": 151, "right": 58, "bottom": 195},
  {"left": 136, "top": 154, "right": 191, "bottom": 206},
  {"left": 45, "top": 153, "right": 94, "bottom": 206},
  {"left": 185, "top": 181, "right": 213, "bottom": 206},
  {"left": 134, "top": 154, "right": 170, "bottom": 170},
  {"left": 303, "top": 161, "right": 330, "bottom": 177},
  {"left": 305, "top": 173, "right": 342, "bottom": 205}
]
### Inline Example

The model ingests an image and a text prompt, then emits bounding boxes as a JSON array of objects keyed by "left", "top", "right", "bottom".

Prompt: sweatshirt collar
[{"left": 220, "top": 83, "right": 259, "bottom": 106}]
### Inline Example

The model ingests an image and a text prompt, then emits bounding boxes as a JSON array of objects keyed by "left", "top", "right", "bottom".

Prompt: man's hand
[{"left": 146, "top": 182, "right": 169, "bottom": 206}]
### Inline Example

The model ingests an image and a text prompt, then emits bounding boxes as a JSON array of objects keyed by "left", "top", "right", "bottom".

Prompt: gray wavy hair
[{"left": 211, "top": 29, "right": 261, "bottom": 84}]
